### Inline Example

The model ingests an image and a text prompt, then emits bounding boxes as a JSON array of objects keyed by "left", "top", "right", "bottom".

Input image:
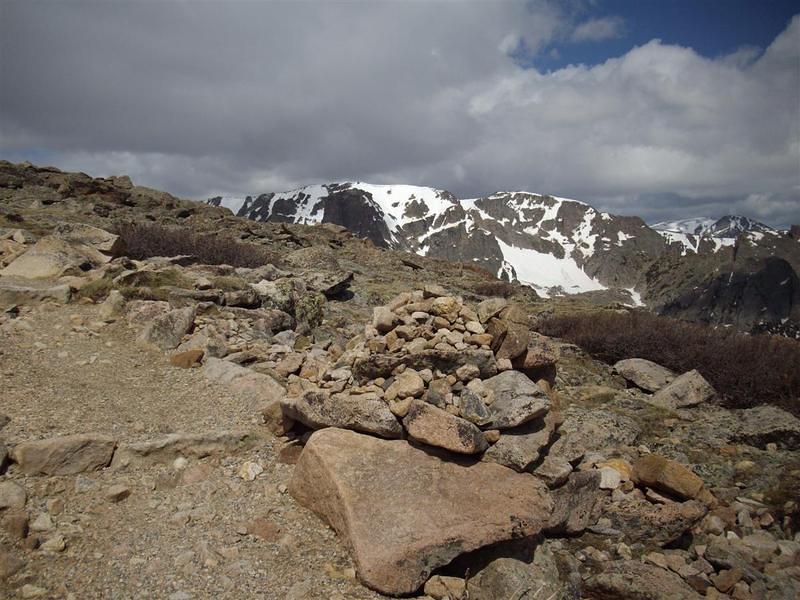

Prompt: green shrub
[{"left": 538, "top": 310, "right": 800, "bottom": 416}]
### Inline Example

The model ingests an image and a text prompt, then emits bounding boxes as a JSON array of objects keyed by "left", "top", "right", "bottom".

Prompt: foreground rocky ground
[{"left": 1, "top": 162, "right": 799, "bottom": 599}]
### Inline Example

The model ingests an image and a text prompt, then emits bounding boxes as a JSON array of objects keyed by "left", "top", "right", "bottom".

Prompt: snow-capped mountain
[
  {"left": 207, "top": 182, "right": 799, "bottom": 334},
  {"left": 652, "top": 215, "right": 777, "bottom": 254},
  {"left": 208, "top": 182, "right": 666, "bottom": 298}
]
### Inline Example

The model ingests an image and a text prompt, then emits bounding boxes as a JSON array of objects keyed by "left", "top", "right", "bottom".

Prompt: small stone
[
  {"left": 598, "top": 466, "right": 622, "bottom": 490},
  {"left": 372, "top": 306, "right": 396, "bottom": 334},
  {"left": 46, "top": 498, "right": 64, "bottom": 515},
  {"left": 169, "top": 348, "right": 204, "bottom": 369},
  {"left": 2, "top": 511, "right": 29, "bottom": 540},
  {"left": 0, "top": 481, "right": 26, "bottom": 509},
  {"left": 246, "top": 517, "right": 282, "bottom": 542},
  {"left": 20, "top": 584, "right": 48, "bottom": 598},
  {"left": 465, "top": 321, "right": 485, "bottom": 335},
  {"left": 389, "top": 397, "right": 413, "bottom": 418},
  {"left": 496, "top": 357, "right": 513, "bottom": 371},
  {"left": 30, "top": 513, "right": 54, "bottom": 532},
  {"left": 483, "top": 429, "right": 501, "bottom": 444},
  {"left": 40, "top": 533, "right": 66, "bottom": 553},
  {"left": 106, "top": 485, "right": 131, "bottom": 503},
  {"left": 711, "top": 568, "right": 743, "bottom": 593},
  {"left": 384, "top": 369, "right": 425, "bottom": 402},
  {"left": 455, "top": 363, "right": 480, "bottom": 382},
  {"left": 423, "top": 575, "right": 466, "bottom": 599},
  {"left": 237, "top": 461, "right": 263, "bottom": 481},
  {"left": 0, "top": 550, "right": 25, "bottom": 580}
]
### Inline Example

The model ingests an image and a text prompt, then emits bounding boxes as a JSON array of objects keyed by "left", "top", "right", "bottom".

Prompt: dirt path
[{"left": 0, "top": 301, "right": 384, "bottom": 599}]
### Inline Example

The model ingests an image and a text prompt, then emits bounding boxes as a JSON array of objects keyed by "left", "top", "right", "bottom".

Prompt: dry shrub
[
  {"left": 472, "top": 280, "right": 517, "bottom": 298},
  {"left": 117, "top": 223, "right": 277, "bottom": 268},
  {"left": 461, "top": 262, "right": 495, "bottom": 279},
  {"left": 538, "top": 310, "right": 800, "bottom": 416}
]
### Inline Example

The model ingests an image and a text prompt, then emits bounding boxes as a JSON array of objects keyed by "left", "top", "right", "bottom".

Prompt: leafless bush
[
  {"left": 538, "top": 310, "right": 800, "bottom": 416},
  {"left": 472, "top": 280, "right": 517, "bottom": 298},
  {"left": 117, "top": 223, "right": 278, "bottom": 268}
]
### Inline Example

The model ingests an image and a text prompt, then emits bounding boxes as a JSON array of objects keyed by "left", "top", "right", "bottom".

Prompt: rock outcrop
[{"left": 289, "top": 428, "right": 553, "bottom": 596}]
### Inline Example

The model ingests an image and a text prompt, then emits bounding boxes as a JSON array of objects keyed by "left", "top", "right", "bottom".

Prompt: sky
[{"left": 1, "top": 0, "right": 798, "bottom": 228}]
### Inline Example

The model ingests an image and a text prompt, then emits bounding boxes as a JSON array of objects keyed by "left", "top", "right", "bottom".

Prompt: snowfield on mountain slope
[{"left": 496, "top": 239, "right": 606, "bottom": 298}]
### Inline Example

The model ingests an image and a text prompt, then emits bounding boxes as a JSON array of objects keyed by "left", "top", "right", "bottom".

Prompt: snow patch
[{"left": 496, "top": 238, "right": 605, "bottom": 296}]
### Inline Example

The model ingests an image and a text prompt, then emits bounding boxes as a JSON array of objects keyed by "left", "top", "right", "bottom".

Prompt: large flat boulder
[
  {"left": 202, "top": 357, "right": 285, "bottom": 402},
  {"left": 52, "top": 222, "right": 125, "bottom": 256},
  {"left": 282, "top": 389, "right": 402, "bottom": 439},
  {"left": 613, "top": 358, "right": 676, "bottom": 392},
  {"left": 290, "top": 428, "right": 552, "bottom": 596},
  {"left": 0, "top": 235, "right": 109, "bottom": 279},
  {"left": 649, "top": 369, "right": 715, "bottom": 410},
  {"left": 111, "top": 430, "right": 259, "bottom": 468},
  {"left": 731, "top": 405, "right": 800, "bottom": 451},
  {"left": 0, "top": 283, "right": 71, "bottom": 308},
  {"left": 11, "top": 433, "right": 116, "bottom": 475}
]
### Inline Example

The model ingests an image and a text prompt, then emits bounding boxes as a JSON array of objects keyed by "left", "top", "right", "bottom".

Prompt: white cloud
[
  {"left": 0, "top": 3, "right": 797, "bottom": 227},
  {"left": 570, "top": 16, "right": 625, "bottom": 42}
]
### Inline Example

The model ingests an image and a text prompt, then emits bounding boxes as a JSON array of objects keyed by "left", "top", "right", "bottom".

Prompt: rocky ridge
[{"left": 0, "top": 162, "right": 799, "bottom": 598}]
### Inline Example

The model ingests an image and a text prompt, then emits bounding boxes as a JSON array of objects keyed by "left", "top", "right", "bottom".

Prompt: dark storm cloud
[{"left": 1, "top": 1, "right": 798, "bottom": 227}]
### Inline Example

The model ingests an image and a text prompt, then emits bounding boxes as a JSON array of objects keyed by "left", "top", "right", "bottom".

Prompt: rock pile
[{"left": 279, "top": 287, "right": 563, "bottom": 471}]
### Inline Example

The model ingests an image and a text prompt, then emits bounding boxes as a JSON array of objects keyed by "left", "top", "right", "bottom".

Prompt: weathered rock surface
[
  {"left": 549, "top": 408, "right": 640, "bottom": 464},
  {"left": 403, "top": 400, "right": 488, "bottom": 454},
  {"left": 0, "top": 481, "right": 27, "bottom": 510},
  {"left": 512, "top": 333, "right": 560, "bottom": 372},
  {"left": 289, "top": 428, "right": 552, "bottom": 596},
  {"left": 11, "top": 433, "right": 116, "bottom": 475},
  {"left": 111, "top": 430, "right": 259, "bottom": 467},
  {"left": 283, "top": 389, "right": 402, "bottom": 439},
  {"left": 52, "top": 222, "right": 125, "bottom": 256},
  {"left": 730, "top": 405, "right": 800, "bottom": 451},
  {"left": 0, "top": 283, "right": 72, "bottom": 308},
  {"left": 584, "top": 560, "right": 701, "bottom": 599},
  {"left": 546, "top": 470, "right": 603, "bottom": 534},
  {"left": 137, "top": 305, "right": 196, "bottom": 350},
  {"left": 614, "top": 358, "right": 676, "bottom": 392},
  {"left": 605, "top": 496, "right": 708, "bottom": 547},
  {"left": 482, "top": 412, "right": 561, "bottom": 471},
  {"left": 649, "top": 369, "right": 715, "bottom": 410},
  {"left": 467, "top": 554, "right": 565, "bottom": 600},
  {"left": 481, "top": 370, "right": 549, "bottom": 429},
  {"left": 202, "top": 357, "right": 285, "bottom": 401},
  {"left": 476, "top": 297, "right": 507, "bottom": 324},
  {"left": 0, "top": 235, "right": 109, "bottom": 279}
]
